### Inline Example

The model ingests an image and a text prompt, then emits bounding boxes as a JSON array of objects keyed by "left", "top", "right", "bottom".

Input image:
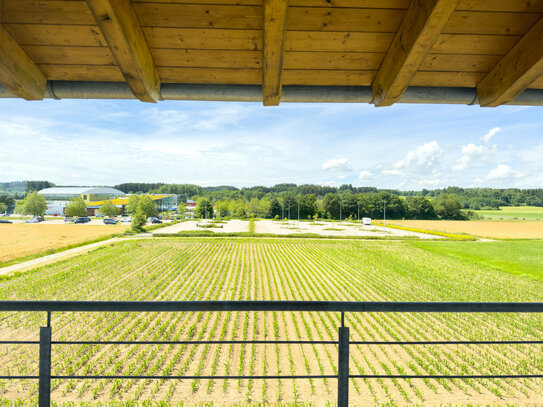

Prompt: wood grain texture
[
  {"left": 372, "top": 0, "right": 460, "bottom": 106},
  {"left": 431, "top": 34, "right": 519, "bottom": 54},
  {"left": 143, "top": 28, "right": 262, "bottom": 50},
  {"left": 86, "top": 0, "right": 160, "bottom": 102},
  {"left": 284, "top": 51, "right": 383, "bottom": 70},
  {"left": 4, "top": 24, "right": 107, "bottom": 47},
  {"left": 263, "top": 0, "right": 288, "bottom": 106},
  {"left": 134, "top": 4, "right": 262, "bottom": 29},
  {"left": 283, "top": 69, "right": 375, "bottom": 85},
  {"left": 444, "top": 11, "right": 541, "bottom": 35},
  {"left": 22, "top": 45, "right": 115, "bottom": 65},
  {"left": 158, "top": 67, "right": 261, "bottom": 84},
  {"left": 0, "top": 24, "right": 46, "bottom": 100},
  {"left": 477, "top": 16, "right": 543, "bottom": 106},
  {"left": 38, "top": 64, "right": 124, "bottom": 81},
  {"left": 151, "top": 49, "right": 261, "bottom": 68}
]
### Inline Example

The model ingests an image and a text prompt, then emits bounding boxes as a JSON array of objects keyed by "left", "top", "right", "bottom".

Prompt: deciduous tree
[{"left": 65, "top": 197, "right": 88, "bottom": 217}]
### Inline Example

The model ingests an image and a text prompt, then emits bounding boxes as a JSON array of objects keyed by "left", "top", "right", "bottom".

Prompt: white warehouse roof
[{"left": 38, "top": 187, "right": 125, "bottom": 196}]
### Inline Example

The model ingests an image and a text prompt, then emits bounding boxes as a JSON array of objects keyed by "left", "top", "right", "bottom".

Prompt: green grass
[
  {"left": 468, "top": 206, "right": 543, "bottom": 221},
  {"left": 410, "top": 240, "right": 543, "bottom": 282}
]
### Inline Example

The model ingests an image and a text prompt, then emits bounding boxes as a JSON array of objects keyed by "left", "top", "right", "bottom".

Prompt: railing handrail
[
  {"left": 1, "top": 300, "right": 543, "bottom": 313},
  {"left": 2, "top": 300, "right": 543, "bottom": 407}
]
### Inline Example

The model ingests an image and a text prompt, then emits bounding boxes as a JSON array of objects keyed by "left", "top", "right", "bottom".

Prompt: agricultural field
[
  {"left": 0, "top": 224, "right": 127, "bottom": 264},
  {"left": 0, "top": 238, "right": 542, "bottom": 406},
  {"left": 468, "top": 206, "right": 543, "bottom": 221},
  {"left": 387, "top": 220, "right": 543, "bottom": 239}
]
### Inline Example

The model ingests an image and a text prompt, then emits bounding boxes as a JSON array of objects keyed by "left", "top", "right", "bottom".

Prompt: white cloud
[
  {"left": 358, "top": 170, "right": 373, "bottom": 181},
  {"left": 453, "top": 143, "right": 496, "bottom": 171},
  {"left": 322, "top": 158, "right": 352, "bottom": 172},
  {"left": 482, "top": 127, "right": 501, "bottom": 143},
  {"left": 382, "top": 141, "right": 443, "bottom": 177},
  {"left": 487, "top": 164, "right": 517, "bottom": 180}
]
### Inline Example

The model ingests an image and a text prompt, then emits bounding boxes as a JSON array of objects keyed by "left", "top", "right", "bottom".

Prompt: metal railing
[{"left": 1, "top": 300, "right": 542, "bottom": 407}]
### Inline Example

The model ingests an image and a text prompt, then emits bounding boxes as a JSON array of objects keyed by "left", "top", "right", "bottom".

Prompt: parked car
[
  {"left": 96, "top": 214, "right": 105, "bottom": 218},
  {"left": 25, "top": 217, "right": 42, "bottom": 223},
  {"left": 74, "top": 217, "right": 91, "bottom": 224},
  {"left": 64, "top": 217, "right": 74, "bottom": 223},
  {"left": 147, "top": 217, "right": 162, "bottom": 224},
  {"left": 121, "top": 216, "right": 132, "bottom": 223},
  {"left": 0, "top": 219, "right": 12, "bottom": 224},
  {"left": 103, "top": 218, "right": 118, "bottom": 225}
]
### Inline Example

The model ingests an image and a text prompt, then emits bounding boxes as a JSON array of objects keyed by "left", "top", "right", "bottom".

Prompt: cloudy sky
[{"left": 0, "top": 98, "right": 541, "bottom": 190}]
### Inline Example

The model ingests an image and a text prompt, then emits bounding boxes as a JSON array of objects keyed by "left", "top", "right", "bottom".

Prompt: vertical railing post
[
  {"left": 338, "top": 312, "right": 349, "bottom": 407},
  {"left": 39, "top": 312, "right": 52, "bottom": 407}
]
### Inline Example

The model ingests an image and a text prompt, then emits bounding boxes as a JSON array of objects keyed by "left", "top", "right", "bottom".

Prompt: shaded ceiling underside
[{"left": 1, "top": 0, "right": 543, "bottom": 106}]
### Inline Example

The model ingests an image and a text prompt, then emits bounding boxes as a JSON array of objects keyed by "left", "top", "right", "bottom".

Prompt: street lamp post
[
  {"left": 383, "top": 201, "right": 386, "bottom": 235},
  {"left": 357, "top": 202, "right": 360, "bottom": 223},
  {"left": 297, "top": 196, "right": 300, "bottom": 223}
]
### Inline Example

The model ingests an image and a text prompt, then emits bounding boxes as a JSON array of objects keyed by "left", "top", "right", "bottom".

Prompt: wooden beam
[
  {"left": 262, "top": 0, "right": 288, "bottom": 106},
  {"left": 86, "top": 0, "right": 160, "bottom": 102},
  {"left": 477, "top": 16, "right": 543, "bottom": 107},
  {"left": 372, "top": 0, "right": 460, "bottom": 106},
  {"left": 0, "top": 24, "right": 46, "bottom": 100}
]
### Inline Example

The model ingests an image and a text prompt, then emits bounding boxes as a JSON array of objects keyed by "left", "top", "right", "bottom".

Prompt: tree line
[
  {"left": 196, "top": 192, "right": 466, "bottom": 220},
  {"left": 114, "top": 182, "right": 543, "bottom": 209}
]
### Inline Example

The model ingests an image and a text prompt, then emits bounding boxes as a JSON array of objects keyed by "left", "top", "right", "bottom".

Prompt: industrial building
[
  {"left": 39, "top": 187, "right": 125, "bottom": 215},
  {"left": 38, "top": 187, "right": 177, "bottom": 215}
]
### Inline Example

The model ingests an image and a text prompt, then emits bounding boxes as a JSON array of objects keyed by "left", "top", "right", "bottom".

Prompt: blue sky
[{"left": 0, "top": 98, "right": 541, "bottom": 190}]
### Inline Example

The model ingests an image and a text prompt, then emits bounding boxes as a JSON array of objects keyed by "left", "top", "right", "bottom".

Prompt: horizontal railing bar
[
  {"left": 350, "top": 340, "right": 543, "bottom": 345},
  {"left": 0, "top": 341, "right": 39, "bottom": 344},
  {"left": 49, "top": 340, "right": 543, "bottom": 346},
  {"left": 42, "top": 374, "right": 543, "bottom": 380},
  {"left": 52, "top": 375, "right": 337, "bottom": 380},
  {"left": 52, "top": 340, "right": 337, "bottom": 345},
  {"left": 1, "top": 301, "right": 543, "bottom": 313},
  {"left": 349, "top": 375, "right": 543, "bottom": 379},
  {"left": 2, "top": 374, "right": 542, "bottom": 381}
]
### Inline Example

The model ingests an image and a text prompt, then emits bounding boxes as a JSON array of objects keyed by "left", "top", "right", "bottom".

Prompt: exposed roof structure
[
  {"left": 38, "top": 187, "right": 125, "bottom": 196},
  {"left": 1, "top": 0, "right": 543, "bottom": 106}
]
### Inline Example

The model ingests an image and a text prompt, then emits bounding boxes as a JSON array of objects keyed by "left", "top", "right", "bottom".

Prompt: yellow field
[
  {"left": 0, "top": 224, "right": 128, "bottom": 263},
  {"left": 389, "top": 220, "right": 543, "bottom": 239}
]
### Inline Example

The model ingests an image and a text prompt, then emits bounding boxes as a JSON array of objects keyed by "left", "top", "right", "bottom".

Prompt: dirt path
[{"left": 0, "top": 236, "right": 126, "bottom": 275}]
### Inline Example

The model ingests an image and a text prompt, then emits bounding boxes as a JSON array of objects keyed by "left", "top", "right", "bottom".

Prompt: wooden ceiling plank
[
  {"left": 477, "top": 16, "right": 543, "bottom": 107},
  {"left": 372, "top": 0, "right": 460, "bottom": 107},
  {"left": 86, "top": 0, "right": 160, "bottom": 102},
  {"left": 262, "top": 0, "right": 288, "bottom": 106},
  {"left": 0, "top": 24, "right": 46, "bottom": 100}
]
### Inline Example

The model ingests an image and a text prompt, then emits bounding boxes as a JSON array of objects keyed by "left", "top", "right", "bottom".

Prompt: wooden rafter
[
  {"left": 372, "top": 0, "right": 460, "bottom": 107},
  {"left": 0, "top": 24, "right": 46, "bottom": 100},
  {"left": 86, "top": 0, "right": 160, "bottom": 103},
  {"left": 263, "top": 0, "right": 288, "bottom": 106},
  {"left": 477, "top": 16, "right": 543, "bottom": 107}
]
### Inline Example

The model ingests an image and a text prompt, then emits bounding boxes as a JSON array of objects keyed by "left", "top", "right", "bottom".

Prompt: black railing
[{"left": 1, "top": 300, "right": 542, "bottom": 407}]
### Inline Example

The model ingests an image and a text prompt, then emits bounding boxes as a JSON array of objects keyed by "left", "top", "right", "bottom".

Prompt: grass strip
[
  {"left": 0, "top": 233, "right": 120, "bottom": 270},
  {"left": 373, "top": 222, "right": 477, "bottom": 241}
]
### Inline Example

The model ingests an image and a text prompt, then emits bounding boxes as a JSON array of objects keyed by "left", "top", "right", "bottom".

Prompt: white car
[{"left": 121, "top": 216, "right": 132, "bottom": 223}]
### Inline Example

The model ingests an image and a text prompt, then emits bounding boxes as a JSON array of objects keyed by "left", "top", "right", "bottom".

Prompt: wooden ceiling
[{"left": 1, "top": 0, "right": 543, "bottom": 106}]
